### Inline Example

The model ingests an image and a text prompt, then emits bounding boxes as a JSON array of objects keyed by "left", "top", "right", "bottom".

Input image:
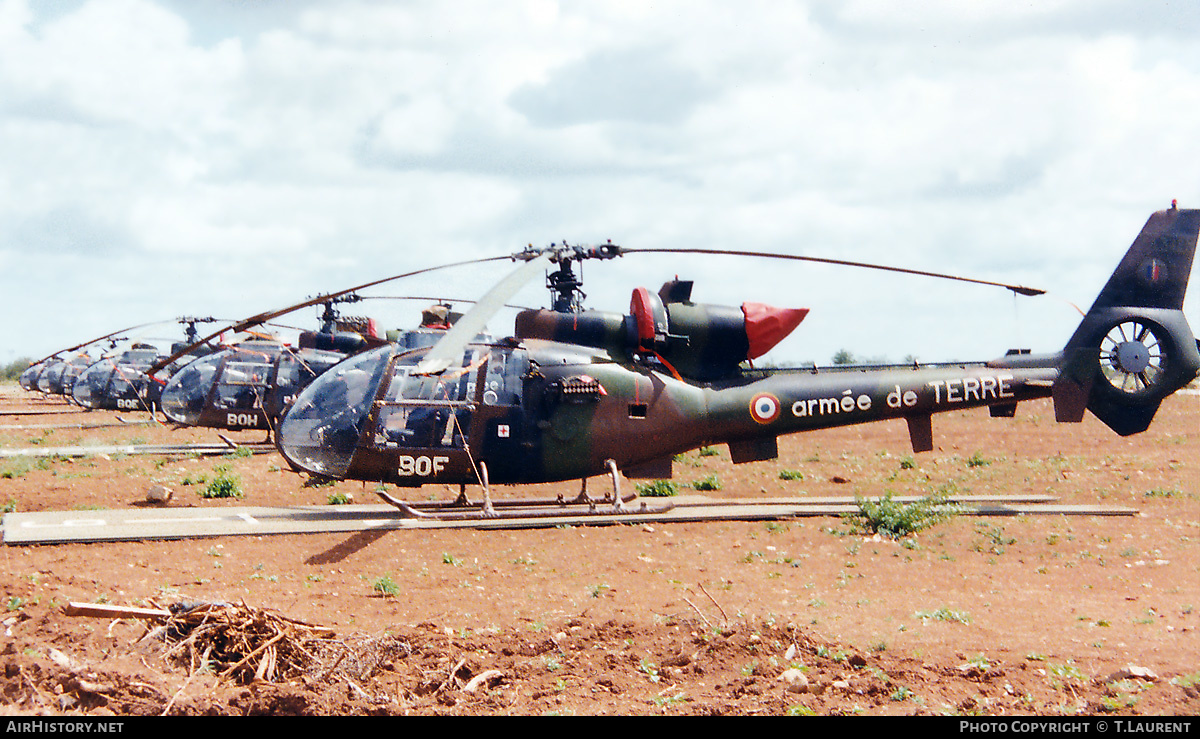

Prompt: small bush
[
  {"left": 372, "top": 575, "right": 399, "bottom": 598},
  {"left": 691, "top": 474, "right": 722, "bottom": 491},
  {"left": 778, "top": 469, "right": 804, "bottom": 481},
  {"left": 636, "top": 479, "right": 679, "bottom": 497},
  {"left": 966, "top": 452, "right": 991, "bottom": 468},
  {"left": 915, "top": 607, "right": 972, "bottom": 624},
  {"left": 844, "top": 492, "right": 960, "bottom": 539},
  {"left": 1, "top": 460, "right": 31, "bottom": 480},
  {"left": 201, "top": 464, "right": 243, "bottom": 499}
]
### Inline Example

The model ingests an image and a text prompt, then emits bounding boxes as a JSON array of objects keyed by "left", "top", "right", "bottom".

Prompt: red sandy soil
[{"left": 0, "top": 385, "right": 1197, "bottom": 716}]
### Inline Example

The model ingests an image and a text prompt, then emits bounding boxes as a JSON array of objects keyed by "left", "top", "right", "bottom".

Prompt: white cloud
[
  {"left": 2, "top": 0, "right": 1199, "bottom": 370},
  {"left": 0, "top": 0, "right": 243, "bottom": 132}
]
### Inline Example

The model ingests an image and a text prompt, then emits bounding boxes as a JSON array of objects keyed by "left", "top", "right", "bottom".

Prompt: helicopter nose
[
  {"left": 73, "top": 363, "right": 108, "bottom": 408},
  {"left": 277, "top": 344, "right": 393, "bottom": 479},
  {"left": 161, "top": 379, "right": 206, "bottom": 424},
  {"left": 161, "top": 361, "right": 217, "bottom": 425},
  {"left": 38, "top": 363, "right": 64, "bottom": 394}
]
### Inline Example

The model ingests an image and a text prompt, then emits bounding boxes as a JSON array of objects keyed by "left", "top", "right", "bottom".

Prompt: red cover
[
  {"left": 742, "top": 303, "right": 808, "bottom": 359},
  {"left": 629, "top": 287, "right": 659, "bottom": 345}
]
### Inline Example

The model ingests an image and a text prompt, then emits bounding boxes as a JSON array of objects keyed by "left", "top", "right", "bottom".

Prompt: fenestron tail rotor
[{"left": 1099, "top": 320, "right": 1166, "bottom": 396}]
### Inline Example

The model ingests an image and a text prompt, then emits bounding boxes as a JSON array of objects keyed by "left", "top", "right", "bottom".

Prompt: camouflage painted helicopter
[
  {"left": 155, "top": 296, "right": 473, "bottom": 436},
  {"left": 152, "top": 287, "right": 531, "bottom": 437},
  {"left": 157, "top": 299, "right": 384, "bottom": 435},
  {"left": 17, "top": 317, "right": 217, "bottom": 407},
  {"left": 24, "top": 352, "right": 95, "bottom": 399},
  {"left": 71, "top": 317, "right": 223, "bottom": 413},
  {"left": 273, "top": 206, "right": 1200, "bottom": 519},
  {"left": 17, "top": 361, "right": 48, "bottom": 392}
]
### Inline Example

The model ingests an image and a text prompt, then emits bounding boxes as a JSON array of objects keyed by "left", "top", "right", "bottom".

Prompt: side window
[
  {"left": 215, "top": 361, "right": 271, "bottom": 409},
  {"left": 480, "top": 349, "right": 527, "bottom": 406},
  {"left": 370, "top": 352, "right": 483, "bottom": 449}
]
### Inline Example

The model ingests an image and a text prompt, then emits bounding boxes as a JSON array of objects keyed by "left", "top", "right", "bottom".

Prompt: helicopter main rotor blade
[
  {"left": 32, "top": 319, "right": 178, "bottom": 366},
  {"left": 622, "top": 248, "right": 1046, "bottom": 297},
  {"left": 359, "top": 294, "right": 536, "bottom": 311},
  {"left": 147, "top": 255, "right": 513, "bottom": 376},
  {"left": 413, "top": 252, "right": 554, "bottom": 375}
]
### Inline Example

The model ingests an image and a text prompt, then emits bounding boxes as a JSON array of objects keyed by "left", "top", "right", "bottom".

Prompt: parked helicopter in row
[
  {"left": 268, "top": 206, "right": 1200, "bottom": 518},
  {"left": 70, "top": 318, "right": 223, "bottom": 413},
  {"left": 155, "top": 297, "right": 467, "bottom": 437},
  {"left": 14, "top": 317, "right": 219, "bottom": 409},
  {"left": 17, "top": 361, "right": 47, "bottom": 393},
  {"left": 21, "top": 352, "right": 94, "bottom": 398}
]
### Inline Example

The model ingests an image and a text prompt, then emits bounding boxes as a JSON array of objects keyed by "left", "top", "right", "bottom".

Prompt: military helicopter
[
  {"left": 71, "top": 317, "right": 223, "bottom": 413},
  {"left": 17, "top": 361, "right": 47, "bottom": 392},
  {"left": 153, "top": 287, "right": 528, "bottom": 438},
  {"left": 271, "top": 206, "right": 1200, "bottom": 520},
  {"left": 157, "top": 296, "right": 416, "bottom": 436},
  {"left": 16, "top": 317, "right": 214, "bottom": 406},
  {"left": 32, "top": 352, "right": 95, "bottom": 399}
]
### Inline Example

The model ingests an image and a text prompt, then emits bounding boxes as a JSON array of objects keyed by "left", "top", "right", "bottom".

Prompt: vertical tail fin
[
  {"left": 1082, "top": 207, "right": 1200, "bottom": 312},
  {"left": 1054, "top": 207, "right": 1200, "bottom": 435}
]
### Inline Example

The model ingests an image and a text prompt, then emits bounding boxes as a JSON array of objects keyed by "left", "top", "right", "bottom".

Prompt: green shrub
[
  {"left": 201, "top": 464, "right": 243, "bottom": 499},
  {"left": 966, "top": 452, "right": 991, "bottom": 468},
  {"left": 373, "top": 575, "right": 399, "bottom": 597},
  {"left": 691, "top": 474, "right": 722, "bottom": 491},
  {"left": 636, "top": 479, "right": 679, "bottom": 497},
  {"left": 1, "top": 460, "right": 31, "bottom": 480},
  {"left": 844, "top": 492, "right": 960, "bottom": 539},
  {"left": 1, "top": 358, "right": 33, "bottom": 382}
]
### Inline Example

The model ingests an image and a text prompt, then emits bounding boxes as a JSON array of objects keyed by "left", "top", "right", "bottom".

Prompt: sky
[{"left": 4, "top": 0, "right": 1200, "bottom": 369}]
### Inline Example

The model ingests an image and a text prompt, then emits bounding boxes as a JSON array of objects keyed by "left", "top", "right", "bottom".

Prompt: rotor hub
[
  {"left": 1112, "top": 341, "right": 1151, "bottom": 374},
  {"left": 1099, "top": 320, "right": 1166, "bottom": 396}
]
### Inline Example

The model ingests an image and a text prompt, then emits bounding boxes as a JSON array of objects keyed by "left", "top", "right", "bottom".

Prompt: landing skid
[
  {"left": 374, "top": 459, "right": 674, "bottom": 520},
  {"left": 374, "top": 489, "right": 674, "bottom": 520}
]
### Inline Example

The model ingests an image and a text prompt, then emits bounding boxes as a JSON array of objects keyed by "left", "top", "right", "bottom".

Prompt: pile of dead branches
[{"left": 151, "top": 601, "right": 337, "bottom": 684}]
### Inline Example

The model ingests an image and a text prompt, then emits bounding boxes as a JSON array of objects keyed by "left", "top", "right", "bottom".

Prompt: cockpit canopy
[
  {"left": 160, "top": 340, "right": 346, "bottom": 427},
  {"left": 37, "top": 354, "right": 93, "bottom": 396},
  {"left": 73, "top": 347, "right": 165, "bottom": 409},
  {"left": 18, "top": 362, "right": 44, "bottom": 392},
  {"left": 278, "top": 338, "right": 521, "bottom": 480}
]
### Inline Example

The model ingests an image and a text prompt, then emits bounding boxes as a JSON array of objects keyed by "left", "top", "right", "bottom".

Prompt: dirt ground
[{"left": 0, "top": 384, "right": 1197, "bottom": 716}]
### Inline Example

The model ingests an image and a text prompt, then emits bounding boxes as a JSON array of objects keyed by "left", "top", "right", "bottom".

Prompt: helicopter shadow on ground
[{"left": 304, "top": 528, "right": 393, "bottom": 566}]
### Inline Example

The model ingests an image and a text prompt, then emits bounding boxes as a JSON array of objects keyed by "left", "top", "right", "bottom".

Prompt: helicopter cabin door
[
  {"left": 466, "top": 347, "right": 531, "bottom": 484},
  {"left": 207, "top": 357, "right": 272, "bottom": 431},
  {"left": 372, "top": 370, "right": 472, "bottom": 450}
]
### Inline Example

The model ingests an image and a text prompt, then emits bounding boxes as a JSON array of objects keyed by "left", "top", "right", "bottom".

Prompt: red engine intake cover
[{"left": 742, "top": 303, "right": 808, "bottom": 359}]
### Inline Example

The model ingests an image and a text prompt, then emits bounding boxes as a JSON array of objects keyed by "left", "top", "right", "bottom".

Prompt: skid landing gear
[{"left": 374, "top": 459, "right": 674, "bottom": 521}]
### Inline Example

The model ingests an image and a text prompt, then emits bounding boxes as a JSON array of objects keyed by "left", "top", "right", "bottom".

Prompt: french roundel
[{"left": 750, "top": 392, "right": 781, "bottom": 424}]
